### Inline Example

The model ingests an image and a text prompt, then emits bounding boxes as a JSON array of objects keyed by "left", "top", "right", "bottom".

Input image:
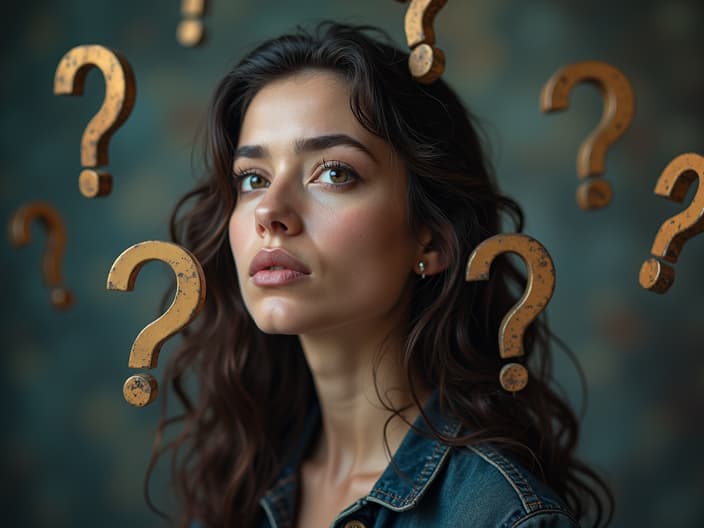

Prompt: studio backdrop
[{"left": 2, "top": 1, "right": 703, "bottom": 526}]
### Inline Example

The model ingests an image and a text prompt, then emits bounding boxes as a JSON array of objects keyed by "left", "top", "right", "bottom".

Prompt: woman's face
[{"left": 229, "top": 70, "right": 423, "bottom": 336}]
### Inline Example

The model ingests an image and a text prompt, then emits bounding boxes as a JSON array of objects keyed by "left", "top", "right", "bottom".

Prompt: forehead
[{"left": 238, "top": 70, "right": 375, "bottom": 148}]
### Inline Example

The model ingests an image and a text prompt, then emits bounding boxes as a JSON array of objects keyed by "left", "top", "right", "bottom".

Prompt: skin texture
[
  {"left": 229, "top": 71, "right": 443, "bottom": 527},
  {"left": 231, "top": 70, "right": 419, "bottom": 336}
]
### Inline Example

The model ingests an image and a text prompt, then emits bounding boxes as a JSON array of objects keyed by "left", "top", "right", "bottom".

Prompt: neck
[{"left": 298, "top": 323, "right": 429, "bottom": 484}]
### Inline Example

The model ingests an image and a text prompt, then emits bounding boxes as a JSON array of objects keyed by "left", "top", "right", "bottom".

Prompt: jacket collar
[
  {"left": 367, "top": 391, "right": 463, "bottom": 511},
  {"left": 259, "top": 390, "right": 462, "bottom": 526}
]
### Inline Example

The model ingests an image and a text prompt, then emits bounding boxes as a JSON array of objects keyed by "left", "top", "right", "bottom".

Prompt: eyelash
[
  {"left": 233, "top": 167, "right": 265, "bottom": 192},
  {"left": 232, "top": 160, "right": 361, "bottom": 193},
  {"left": 316, "top": 159, "right": 360, "bottom": 190}
]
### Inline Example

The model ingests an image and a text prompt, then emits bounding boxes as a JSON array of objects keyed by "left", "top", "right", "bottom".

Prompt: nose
[{"left": 254, "top": 178, "right": 303, "bottom": 237}]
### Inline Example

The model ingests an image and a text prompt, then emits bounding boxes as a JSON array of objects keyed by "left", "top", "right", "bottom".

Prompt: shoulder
[{"left": 425, "top": 442, "right": 579, "bottom": 527}]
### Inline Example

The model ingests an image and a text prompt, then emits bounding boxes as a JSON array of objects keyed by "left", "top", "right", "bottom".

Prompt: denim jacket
[{"left": 258, "top": 392, "right": 579, "bottom": 527}]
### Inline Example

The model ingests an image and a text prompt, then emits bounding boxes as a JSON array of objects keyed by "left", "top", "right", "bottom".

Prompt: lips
[{"left": 248, "top": 248, "right": 311, "bottom": 286}]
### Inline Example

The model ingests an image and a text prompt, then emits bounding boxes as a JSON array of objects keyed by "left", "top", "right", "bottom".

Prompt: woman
[{"left": 149, "top": 22, "right": 613, "bottom": 528}]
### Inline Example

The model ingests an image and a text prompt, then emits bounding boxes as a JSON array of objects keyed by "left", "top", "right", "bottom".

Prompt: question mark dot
[
  {"left": 79, "top": 169, "right": 112, "bottom": 198},
  {"left": 499, "top": 363, "right": 528, "bottom": 393},
  {"left": 177, "top": 20, "right": 205, "bottom": 47},
  {"left": 50, "top": 288, "right": 74, "bottom": 309},
  {"left": 639, "top": 258, "right": 675, "bottom": 293},
  {"left": 123, "top": 374, "right": 158, "bottom": 407},
  {"left": 577, "top": 179, "right": 613, "bottom": 210}
]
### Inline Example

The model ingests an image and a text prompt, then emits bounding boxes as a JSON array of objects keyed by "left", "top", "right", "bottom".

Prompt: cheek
[{"left": 313, "top": 199, "right": 413, "bottom": 267}]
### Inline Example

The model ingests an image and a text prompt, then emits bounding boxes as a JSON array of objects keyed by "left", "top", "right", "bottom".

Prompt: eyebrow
[{"left": 233, "top": 134, "right": 376, "bottom": 162}]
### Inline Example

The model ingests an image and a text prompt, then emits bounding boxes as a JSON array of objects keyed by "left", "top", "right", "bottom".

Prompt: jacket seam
[
  {"left": 510, "top": 508, "right": 578, "bottom": 527},
  {"left": 466, "top": 444, "right": 543, "bottom": 513},
  {"left": 367, "top": 438, "right": 447, "bottom": 511},
  {"left": 367, "top": 418, "right": 463, "bottom": 511}
]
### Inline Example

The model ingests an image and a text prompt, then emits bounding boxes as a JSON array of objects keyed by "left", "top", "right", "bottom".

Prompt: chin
[{"left": 248, "top": 300, "right": 308, "bottom": 335}]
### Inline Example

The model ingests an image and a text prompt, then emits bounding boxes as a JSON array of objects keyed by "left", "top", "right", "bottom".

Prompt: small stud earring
[{"left": 418, "top": 261, "right": 426, "bottom": 279}]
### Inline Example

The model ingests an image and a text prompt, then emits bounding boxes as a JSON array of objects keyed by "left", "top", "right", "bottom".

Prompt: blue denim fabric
[{"left": 259, "top": 392, "right": 578, "bottom": 527}]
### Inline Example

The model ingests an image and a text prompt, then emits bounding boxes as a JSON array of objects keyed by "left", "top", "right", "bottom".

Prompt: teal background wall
[{"left": 2, "top": 1, "right": 703, "bottom": 526}]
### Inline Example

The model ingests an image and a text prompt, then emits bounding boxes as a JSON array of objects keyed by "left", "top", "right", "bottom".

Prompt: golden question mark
[
  {"left": 107, "top": 241, "right": 206, "bottom": 407},
  {"left": 177, "top": 0, "right": 208, "bottom": 47},
  {"left": 540, "top": 61, "right": 635, "bottom": 210},
  {"left": 54, "top": 45, "right": 137, "bottom": 198},
  {"left": 639, "top": 153, "right": 704, "bottom": 293},
  {"left": 466, "top": 234, "right": 556, "bottom": 392},
  {"left": 396, "top": 0, "right": 448, "bottom": 84},
  {"left": 8, "top": 202, "right": 73, "bottom": 309}
]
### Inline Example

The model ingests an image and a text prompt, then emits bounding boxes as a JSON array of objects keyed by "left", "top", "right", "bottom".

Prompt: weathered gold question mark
[
  {"left": 8, "top": 202, "right": 73, "bottom": 309},
  {"left": 177, "top": 0, "right": 208, "bottom": 47},
  {"left": 107, "top": 241, "right": 205, "bottom": 407},
  {"left": 466, "top": 234, "right": 556, "bottom": 392},
  {"left": 396, "top": 0, "right": 448, "bottom": 84},
  {"left": 639, "top": 153, "right": 704, "bottom": 293},
  {"left": 540, "top": 61, "right": 635, "bottom": 210},
  {"left": 54, "top": 45, "right": 136, "bottom": 198}
]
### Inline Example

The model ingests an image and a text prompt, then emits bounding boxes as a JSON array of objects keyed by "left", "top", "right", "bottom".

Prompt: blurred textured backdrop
[{"left": 2, "top": 1, "right": 703, "bottom": 526}]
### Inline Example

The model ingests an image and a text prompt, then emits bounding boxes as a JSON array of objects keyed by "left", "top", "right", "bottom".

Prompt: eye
[
  {"left": 315, "top": 161, "right": 359, "bottom": 187},
  {"left": 235, "top": 171, "right": 270, "bottom": 193}
]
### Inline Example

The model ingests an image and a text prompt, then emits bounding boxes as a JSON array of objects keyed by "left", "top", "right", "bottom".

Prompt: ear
[{"left": 414, "top": 227, "right": 449, "bottom": 278}]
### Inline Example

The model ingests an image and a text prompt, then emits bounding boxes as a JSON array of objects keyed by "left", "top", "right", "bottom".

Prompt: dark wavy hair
[{"left": 147, "top": 21, "right": 613, "bottom": 528}]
